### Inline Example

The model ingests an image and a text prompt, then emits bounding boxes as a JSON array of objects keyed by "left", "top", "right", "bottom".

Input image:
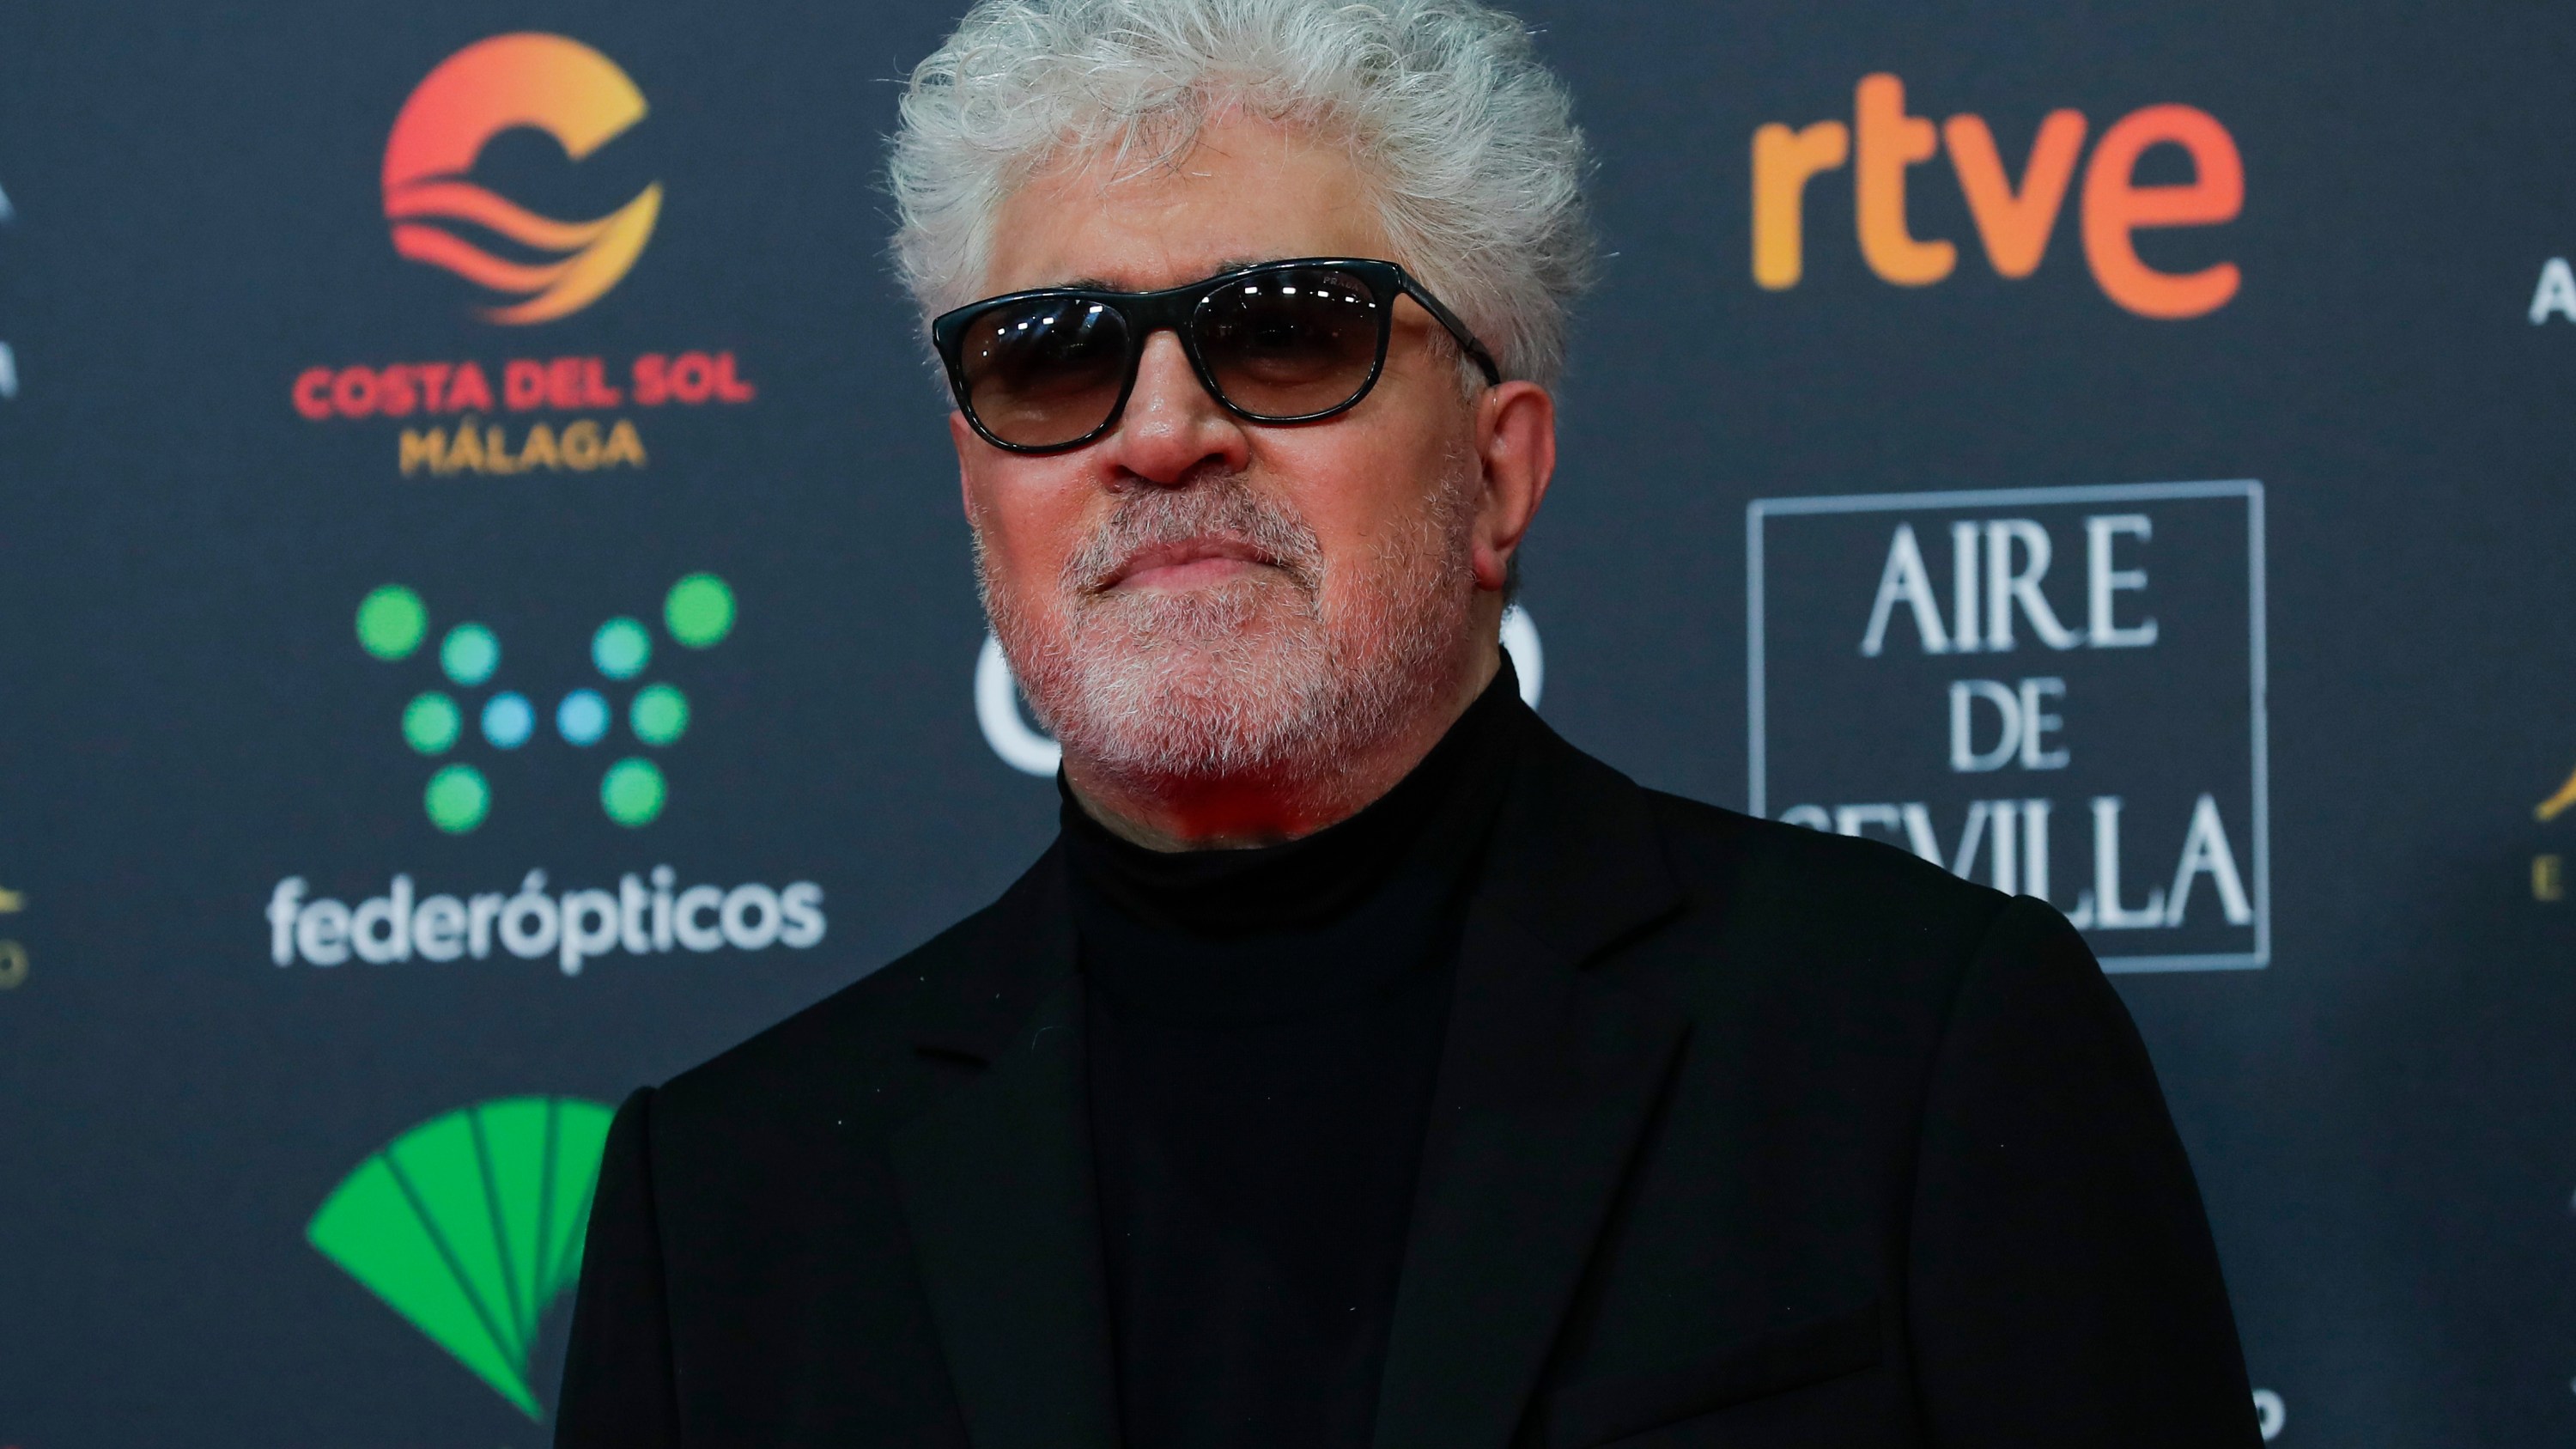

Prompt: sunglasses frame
[{"left": 930, "top": 257, "right": 1504, "bottom": 454}]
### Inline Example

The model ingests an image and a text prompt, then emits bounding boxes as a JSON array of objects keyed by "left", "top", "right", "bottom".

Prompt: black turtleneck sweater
[{"left": 1060, "top": 665, "right": 1522, "bottom": 1449}]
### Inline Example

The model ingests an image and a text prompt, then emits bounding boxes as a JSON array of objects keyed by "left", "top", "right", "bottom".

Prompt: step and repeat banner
[{"left": 2, "top": 1, "right": 2572, "bottom": 1444}]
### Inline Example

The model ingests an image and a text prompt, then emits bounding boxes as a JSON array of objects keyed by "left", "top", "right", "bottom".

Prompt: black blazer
[{"left": 557, "top": 713, "right": 2260, "bottom": 1448}]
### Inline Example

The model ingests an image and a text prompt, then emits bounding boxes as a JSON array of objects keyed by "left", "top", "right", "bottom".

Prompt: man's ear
[{"left": 1470, "top": 381, "right": 1556, "bottom": 593}]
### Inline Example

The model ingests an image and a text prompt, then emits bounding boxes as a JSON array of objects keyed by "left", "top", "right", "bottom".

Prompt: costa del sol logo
[
  {"left": 293, "top": 33, "right": 758, "bottom": 480},
  {"left": 383, "top": 33, "right": 659, "bottom": 325},
  {"left": 308, "top": 1096, "right": 612, "bottom": 1421}
]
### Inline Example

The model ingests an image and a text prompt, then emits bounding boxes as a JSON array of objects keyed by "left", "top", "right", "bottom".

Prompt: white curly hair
[{"left": 888, "top": 0, "right": 1595, "bottom": 386}]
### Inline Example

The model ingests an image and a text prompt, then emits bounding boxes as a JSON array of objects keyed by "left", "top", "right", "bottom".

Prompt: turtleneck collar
[{"left": 1060, "top": 658, "right": 1524, "bottom": 1024}]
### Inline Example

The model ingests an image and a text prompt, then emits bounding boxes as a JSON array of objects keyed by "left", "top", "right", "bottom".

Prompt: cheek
[
  {"left": 1258, "top": 412, "right": 1460, "bottom": 553},
  {"left": 966, "top": 465, "right": 1091, "bottom": 589}
]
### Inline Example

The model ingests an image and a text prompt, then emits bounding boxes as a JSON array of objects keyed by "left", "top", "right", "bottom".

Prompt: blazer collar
[
  {"left": 902, "top": 842, "right": 1082, "bottom": 1063},
  {"left": 890, "top": 710, "right": 1690, "bottom": 1449},
  {"left": 888, "top": 849, "right": 1115, "bottom": 1449},
  {"left": 1370, "top": 712, "right": 1691, "bottom": 1449}
]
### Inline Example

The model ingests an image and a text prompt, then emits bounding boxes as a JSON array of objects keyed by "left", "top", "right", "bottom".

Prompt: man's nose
[{"left": 1103, "top": 330, "right": 1250, "bottom": 484}]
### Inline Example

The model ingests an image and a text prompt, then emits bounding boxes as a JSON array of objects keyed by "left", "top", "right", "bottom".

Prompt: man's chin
[
  {"left": 1078, "top": 581, "right": 1311, "bottom": 649},
  {"left": 1031, "top": 613, "right": 1340, "bottom": 778},
  {"left": 1073, "top": 633, "right": 1314, "bottom": 699}
]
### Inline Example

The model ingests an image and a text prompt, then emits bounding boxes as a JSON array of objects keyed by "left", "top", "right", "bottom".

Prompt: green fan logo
[
  {"left": 356, "top": 573, "right": 736, "bottom": 832},
  {"left": 307, "top": 1096, "right": 615, "bottom": 1419}
]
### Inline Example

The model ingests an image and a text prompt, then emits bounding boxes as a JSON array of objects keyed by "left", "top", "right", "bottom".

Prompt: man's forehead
[
  {"left": 985, "top": 210, "right": 1388, "bottom": 295},
  {"left": 980, "top": 115, "right": 1392, "bottom": 295}
]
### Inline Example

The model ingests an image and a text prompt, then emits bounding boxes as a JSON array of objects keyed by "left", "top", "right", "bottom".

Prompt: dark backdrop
[{"left": 3, "top": 2, "right": 2572, "bottom": 1444}]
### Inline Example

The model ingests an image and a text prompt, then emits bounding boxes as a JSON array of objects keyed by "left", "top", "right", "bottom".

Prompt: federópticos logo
[
  {"left": 355, "top": 572, "right": 734, "bottom": 832},
  {"left": 308, "top": 1096, "right": 612, "bottom": 1420},
  {"left": 383, "top": 33, "right": 660, "bottom": 325},
  {"left": 270, "top": 570, "right": 826, "bottom": 977}
]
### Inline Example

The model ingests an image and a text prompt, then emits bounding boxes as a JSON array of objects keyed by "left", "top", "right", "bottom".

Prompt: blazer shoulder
[
  {"left": 1640, "top": 786, "right": 2014, "bottom": 962},
  {"left": 655, "top": 845, "right": 1066, "bottom": 1119}
]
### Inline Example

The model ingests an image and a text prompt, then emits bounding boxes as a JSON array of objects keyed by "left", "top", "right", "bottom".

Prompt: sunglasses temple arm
[{"left": 1397, "top": 277, "right": 1505, "bottom": 385}]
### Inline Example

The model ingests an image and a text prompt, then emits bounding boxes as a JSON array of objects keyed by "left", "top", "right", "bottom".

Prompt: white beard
[{"left": 978, "top": 461, "right": 1480, "bottom": 793}]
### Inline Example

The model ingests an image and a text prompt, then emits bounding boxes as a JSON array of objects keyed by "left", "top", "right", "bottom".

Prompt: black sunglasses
[{"left": 931, "top": 257, "right": 1504, "bottom": 454}]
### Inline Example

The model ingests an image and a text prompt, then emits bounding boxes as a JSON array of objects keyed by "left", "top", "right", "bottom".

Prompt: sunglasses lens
[
  {"left": 954, "top": 298, "right": 1133, "bottom": 449},
  {"left": 1193, "top": 268, "right": 1383, "bottom": 419}
]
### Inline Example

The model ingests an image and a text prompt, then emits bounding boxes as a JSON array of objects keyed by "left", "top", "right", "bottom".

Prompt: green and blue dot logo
[{"left": 356, "top": 574, "right": 736, "bottom": 832}]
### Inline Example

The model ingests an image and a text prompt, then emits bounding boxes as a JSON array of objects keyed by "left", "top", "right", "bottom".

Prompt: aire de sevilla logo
[{"left": 384, "top": 33, "right": 660, "bottom": 325}]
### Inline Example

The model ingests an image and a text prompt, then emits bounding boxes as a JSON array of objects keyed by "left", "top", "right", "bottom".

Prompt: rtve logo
[
  {"left": 1753, "top": 75, "right": 2244, "bottom": 320},
  {"left": 383, "top": 33, "right": 661, "bottom": 324}
]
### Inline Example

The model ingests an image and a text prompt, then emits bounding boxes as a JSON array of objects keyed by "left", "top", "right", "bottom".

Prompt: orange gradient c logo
[{"left": 382, "top": 33, "right": 661, "bottom": 326}]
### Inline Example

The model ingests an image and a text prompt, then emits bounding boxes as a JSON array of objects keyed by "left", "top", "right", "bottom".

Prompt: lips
[{"left": 1102, "top": 536, "right": 1281, "bottom": 590}]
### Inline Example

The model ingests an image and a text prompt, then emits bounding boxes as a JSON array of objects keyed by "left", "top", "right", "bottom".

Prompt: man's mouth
[{"left": 1103, "top": 537, "right": 1281, "bottom": 591}]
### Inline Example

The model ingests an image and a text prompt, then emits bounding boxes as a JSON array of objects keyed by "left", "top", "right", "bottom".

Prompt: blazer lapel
[
  {"left": 889, "top": 856, "right": 1119, "bottom": 1449},
  {"left": 1374, "top": 721, "right": 1692, "bottom": 1449}
]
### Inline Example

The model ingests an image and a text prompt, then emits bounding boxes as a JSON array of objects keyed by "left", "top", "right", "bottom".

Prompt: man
[{"left": 557, "top": 0, "right": 2261, "bottom": 1444}]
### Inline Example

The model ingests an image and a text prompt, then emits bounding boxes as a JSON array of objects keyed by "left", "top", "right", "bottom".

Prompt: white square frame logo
[{"left": 1745, "top": 479, "right": 2269, "bottom": 973}]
